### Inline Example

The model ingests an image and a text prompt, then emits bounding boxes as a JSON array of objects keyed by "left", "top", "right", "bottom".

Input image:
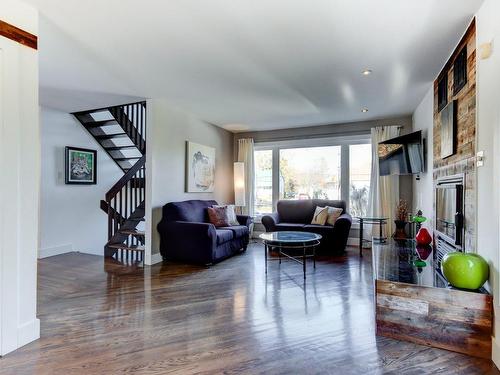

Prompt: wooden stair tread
[
  {"left": 119, "top": 229, "right": 145, "bottom": 236},
  {"left": 114, "top": 157, "right": 141, "bottom": 161},
  {"left": 105, "top": 145, "right": 139, "bottom": 151},
  {"left": 108, "top": 244, "right": 145, "bottom": 252},
  {"left": 94, "top": 133, "right": 127, "bottom": 140},
  {"left": 128, "top": 217, "right": 145, "bottom": 222},
  {"left": 84, "top": 120, "right": 118, "bottom": 128}
]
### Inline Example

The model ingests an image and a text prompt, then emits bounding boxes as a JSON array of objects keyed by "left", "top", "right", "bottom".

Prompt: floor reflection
[{"left": 0, "top": 246, "right": 496, "bottom": 374}]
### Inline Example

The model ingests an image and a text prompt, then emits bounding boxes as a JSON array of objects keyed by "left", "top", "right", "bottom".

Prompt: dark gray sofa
[
  {"left": 157, "top": 200, "right": 252, "bottom": 265},
  {"left": 261, "top": 199, "right": 352, "bottom": 256}
]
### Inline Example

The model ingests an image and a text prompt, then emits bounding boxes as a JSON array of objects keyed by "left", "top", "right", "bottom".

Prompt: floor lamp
[{"left": 234, "top": 162, "right": 246, "bottom": 214}]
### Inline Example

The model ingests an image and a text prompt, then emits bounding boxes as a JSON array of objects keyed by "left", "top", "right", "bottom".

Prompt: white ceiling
[{"left": 26, "top": 0, "right": 483, "bottom": 132}]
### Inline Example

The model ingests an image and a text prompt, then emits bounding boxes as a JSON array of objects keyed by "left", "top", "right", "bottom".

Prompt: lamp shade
[{"left": 234, "top": 162, "right": 246, "bottom": 207}]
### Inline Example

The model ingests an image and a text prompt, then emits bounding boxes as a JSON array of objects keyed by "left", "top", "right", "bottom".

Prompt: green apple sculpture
[{"left": 441, "top": 252, "right": 489, "bottom": 290}]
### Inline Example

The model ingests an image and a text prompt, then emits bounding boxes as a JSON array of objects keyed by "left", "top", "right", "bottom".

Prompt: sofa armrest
[
  {"left": 261, "top": 212, "right": 280, "bottom": 232},
  {"left": 236, "top": 215, "right": 253, "bottom": 227},
  {"left": 157, "top": 221, "right": 217, "bottom": 264},
  {"left": 331, "top": 213, "right": 352, "bottom": 254},
  {"left": 335, "top": 213, "right": 352, "bottom": 228}
]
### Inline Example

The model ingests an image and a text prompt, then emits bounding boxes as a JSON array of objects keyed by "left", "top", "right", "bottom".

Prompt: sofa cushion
[
  {"left": 277, "top": 200, "right": 315, "bottom": 223},
  {"left": 275, "top": 223, "right": 306, "bottom": 231},
  {"left": 312, "top": 199, "right": 346, "bottom": 212},
  {"left": 216, "top": 229, "right": 234, "bottom": 245},
  {"left": 207, "top": 207, "right": 229, "bottom": 227},
  {"left": 276, "top": 199, "right": 346, "bottom": 224},
  {"left": 303, "top": 224, "right": 335, "bottom": 238},
  {"left": 213, "top": 204, "right": 239, "bottom": 226},
  {"left": 218, "top": 225, "right": 249, "bottom": 238},
  {"left": 325, "top": 206, "right": 343, "bottom": 226},
  {"left": 162, "top": 200, "right": 218, "bottom": 223},
  {"left": 311, "top": 206, "right": 329, "bottom": 225}
]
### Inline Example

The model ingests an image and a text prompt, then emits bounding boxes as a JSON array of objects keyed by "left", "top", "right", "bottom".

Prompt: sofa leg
[{"left": 205, "top": 262, "right": 213, "bottom": 268}]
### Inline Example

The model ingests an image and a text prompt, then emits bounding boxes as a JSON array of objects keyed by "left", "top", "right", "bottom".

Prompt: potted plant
[{"left": 394, "top": 199, "right": 408, "bottom": 239}]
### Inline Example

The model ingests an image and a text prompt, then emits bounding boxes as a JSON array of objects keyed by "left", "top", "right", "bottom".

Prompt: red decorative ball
[
  {"left": 415, "top": 228, "right": 432, "bottom": 246},
  {"left": 416, "top": 244, "right": 432, "bottom": 260}
]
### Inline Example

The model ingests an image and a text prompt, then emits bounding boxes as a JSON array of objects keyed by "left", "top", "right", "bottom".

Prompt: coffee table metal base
[{"left": 264, "top": 241, "right": 320, "bottom": 279}]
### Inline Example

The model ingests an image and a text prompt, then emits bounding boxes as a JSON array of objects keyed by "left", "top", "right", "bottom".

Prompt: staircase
[{"left": 73, "top": 101, "right": 146, "bottom": 264}]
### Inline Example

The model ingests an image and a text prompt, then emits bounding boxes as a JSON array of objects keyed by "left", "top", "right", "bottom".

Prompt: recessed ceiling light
[
  {"left": 362, "top": 69, "right": 372, "bottom": 76},
  {"left": 361, "top": 108, "right": 369, "bottom": 113}
]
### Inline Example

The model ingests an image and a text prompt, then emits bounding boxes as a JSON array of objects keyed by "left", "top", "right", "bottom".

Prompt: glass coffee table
[{"left": 259, "top": 231, "right": 322, "bottom": 279}]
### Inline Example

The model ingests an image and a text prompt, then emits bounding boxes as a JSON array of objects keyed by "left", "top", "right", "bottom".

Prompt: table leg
[
  {"left": 278, "top": 245, "right": 281, "bottom": 264},
  {"left": 313, "top": 244, "right": 316, "bottom": 269},
  {"left": 379, "top": 220, "right": 383, "bottom": 240},
  {"left": 303, "top": 243, "right": 306, "bottom": 279},
  {"left": 264, "top": 243, "right": 267, "bottom": 274},
  {"left": 359, "top": 219, "right": 364, "bottom": 257}
]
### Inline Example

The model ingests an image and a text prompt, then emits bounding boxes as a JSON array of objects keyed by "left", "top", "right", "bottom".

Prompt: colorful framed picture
[{"left": 65, "top": 146, "right": 97, "bottom": 184}]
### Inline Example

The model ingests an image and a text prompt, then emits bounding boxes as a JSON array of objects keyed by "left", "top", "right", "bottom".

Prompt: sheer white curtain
[
  {"left": 367, "top": 126, "right": 401, "bottom": 237},
  {"left": 237, "top": 138, "right": 255, "bottom": 217}
]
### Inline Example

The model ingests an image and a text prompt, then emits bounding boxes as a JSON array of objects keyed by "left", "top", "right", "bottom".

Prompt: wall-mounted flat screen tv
[{"left": 378, "top": 130, "right": 424, "bottom": 176}]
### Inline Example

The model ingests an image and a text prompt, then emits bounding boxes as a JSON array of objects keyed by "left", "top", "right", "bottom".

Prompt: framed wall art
[
  {"left": 65, "top": 146, "right": 97, "bottom": 184},
  {"left": 186, "top": 141, "right": 215, "bottom": 192}
]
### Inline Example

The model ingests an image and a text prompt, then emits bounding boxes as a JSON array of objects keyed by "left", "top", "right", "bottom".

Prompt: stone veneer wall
[{"left": 433, "top": 19, "right": 476, "bottom": 251}]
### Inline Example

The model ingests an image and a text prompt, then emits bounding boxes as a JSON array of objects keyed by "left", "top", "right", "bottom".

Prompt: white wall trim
[
  {"left": 38, "top": 244, "right": 72, "bottom": 259},
  {"left": 492, "top": 336, "right": 500, "bottom": 368},
  {"left": 0, "top": 6, "right": 40, "bottom": 354},
  {"left": 150, "top": 253, "right": 163, "bottom": 265},
  {"left": 347, "top": 237, "right": 360, "bottom": 246},
  {"left": 76, "top": 249, "right": 104, "bottom": 256},
  {"left": 17, "top": 318, "right": 40, "bottom": 348},
  {"left": 144, "top": 99, "right": 153, "bottom": 266}
]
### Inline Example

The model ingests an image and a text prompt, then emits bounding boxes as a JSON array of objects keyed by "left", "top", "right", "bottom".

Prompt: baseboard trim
[
  {"left": 17, "top": 318, "right": 40, "bottom": 349},
  {"left": 77, "top": 248, "right": 104, "bottom": 256},
  {"left": 347, "top": 237, "right": 362, "bottom": 246},
  {"left": 492, "top": 336, "right": 500, "bottom": 367},
  {"left": 150, "top": 253, "right": 163, "bottom": 265},
  {"left": 38, "top": 244, "right": 72, "bottom": 259}
]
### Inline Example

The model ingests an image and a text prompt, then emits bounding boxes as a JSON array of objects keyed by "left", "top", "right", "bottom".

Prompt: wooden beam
[{"left": 0, "top": 20, "right": 37, "bottom": 50}]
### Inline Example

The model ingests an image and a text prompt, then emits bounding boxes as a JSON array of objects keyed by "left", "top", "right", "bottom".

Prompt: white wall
[
  {"left": 412, "top": 87, "right": 434, "bottom": 229},
  {"left": 0, "top": 0, "right": 39, "bottom": 355},
  {"left": 146, "top": 99, "right": 234, "bottom": 263},
  {"left": 40, "top": 107, "right": 123, "bottom": 257},
  {"left": 475, "top": 0, "right": 500, "bottom": 365}
]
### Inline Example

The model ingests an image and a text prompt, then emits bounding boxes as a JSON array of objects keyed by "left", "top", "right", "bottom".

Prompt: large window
[
  {"left": 349, "top": 144, "right": 372, "bottom": 217},
  {"left": 254, "top": 150, "right": 273, "bottom": 216},
  {"left": 279, "top": 146, "right": 341, "bottom": 200},
  {"left": 254, "top": 138, "right": 371, "bottom": 219}
]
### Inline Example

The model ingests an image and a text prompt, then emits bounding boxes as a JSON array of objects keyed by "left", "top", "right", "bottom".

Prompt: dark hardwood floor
[{"left": 0, "top": 243, "right": 498, "bottom": 374}]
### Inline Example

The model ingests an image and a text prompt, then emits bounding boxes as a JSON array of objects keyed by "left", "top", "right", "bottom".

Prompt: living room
[{"left": 1, "top": 0, "right": 500, "bottom": 374}]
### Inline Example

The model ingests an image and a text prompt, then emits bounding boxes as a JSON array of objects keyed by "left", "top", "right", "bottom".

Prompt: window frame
[{"left": 253, "top": 134, "right": 371, "bottom": 220}]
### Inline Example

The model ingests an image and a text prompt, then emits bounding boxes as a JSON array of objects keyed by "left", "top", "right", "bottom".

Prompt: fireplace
[
  {"left": 435, "top": 174, "right": 464, "bottom": 247},
  {"left": 434, "top": 174, "right": 465, "bottom": 274}
]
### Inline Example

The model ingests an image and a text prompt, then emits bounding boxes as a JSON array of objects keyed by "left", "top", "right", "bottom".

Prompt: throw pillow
[
  {"left": 311, "top": 206, "right": 329, "bottom": 225},
  {"left": 207, "top": 206, "right": 229, "bottom": 227},
  {"left": 212, "top": 204, "right": 239, "bottom": 226},
  {"left": 325, "top": 206, "right": 343, "bottom": 226}
]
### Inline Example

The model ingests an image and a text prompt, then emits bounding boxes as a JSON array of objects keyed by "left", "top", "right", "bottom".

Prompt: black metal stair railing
[{"left": 72, "top": 101, "right": 147, "bottom": 264}]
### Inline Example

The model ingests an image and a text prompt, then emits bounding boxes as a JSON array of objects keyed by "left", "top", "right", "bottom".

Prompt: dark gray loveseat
[
  {"left": 157, "top": 200, "right": 252, "bottom": 265},
  {"left": 261, "top": 199, "right": 352, "bottom": 256}
]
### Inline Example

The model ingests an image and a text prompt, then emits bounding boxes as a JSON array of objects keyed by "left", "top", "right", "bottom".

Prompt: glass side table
[{"left": 354, "top": 217, "right": 388, "bottom": 257}]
